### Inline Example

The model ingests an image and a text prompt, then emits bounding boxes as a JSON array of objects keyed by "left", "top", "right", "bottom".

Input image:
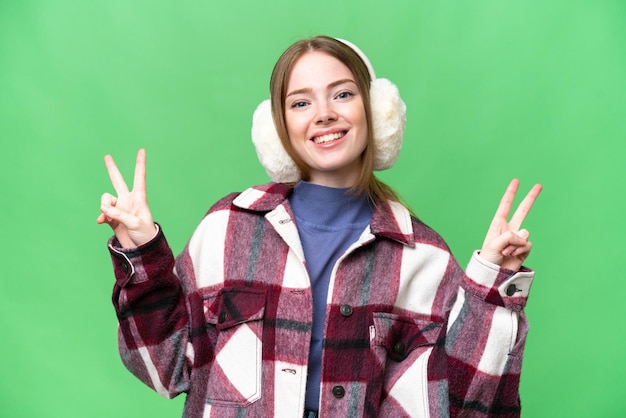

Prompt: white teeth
[{"left": 313, "top": 132, "right": 345, "bottom": 144}]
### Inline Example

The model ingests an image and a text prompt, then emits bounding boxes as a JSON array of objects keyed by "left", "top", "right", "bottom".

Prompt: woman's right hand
[{"left": 97, "top": 149, "right": 157, "bottom": 248}]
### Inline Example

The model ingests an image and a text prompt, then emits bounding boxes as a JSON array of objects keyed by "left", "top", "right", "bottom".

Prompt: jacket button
[
  {"left": 394, "top": 340, "right": 406, "bottom": 355},
  {"left": 506, "top": 284, "right": 518, "bottom": 296},
  {"left": 218, "top": 312, "right": 227, "bottom": 323},
  {"left": 339, "top": 304, "right": 353, "bottom": 317},
  {"left": 122, "top": 263, "right": 130, "bottom": 273},
  {"left": 332, "top": 385, "right": 345, "bottom": 398}
]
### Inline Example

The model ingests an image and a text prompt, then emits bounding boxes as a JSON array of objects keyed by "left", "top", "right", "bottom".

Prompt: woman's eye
[
  {"left": 336, "top": 91, "right": 353, "bottom": 100},
  {"left": 291, "top": 101, "right": 308, "bottom": 109}
]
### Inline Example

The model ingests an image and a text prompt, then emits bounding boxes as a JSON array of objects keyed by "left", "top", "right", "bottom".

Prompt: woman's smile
[{"left": 311, "top": 130, "right": 347, "bottom": 145}]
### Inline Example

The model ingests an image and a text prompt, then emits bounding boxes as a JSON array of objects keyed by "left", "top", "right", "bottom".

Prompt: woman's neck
[{"left": 289, "top": 181, "right": 372, "bottom": 228}]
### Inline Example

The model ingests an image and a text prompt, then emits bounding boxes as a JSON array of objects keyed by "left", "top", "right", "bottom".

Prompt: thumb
[{"left": 517, "top": 229, "right": 530, "bottom": 240}]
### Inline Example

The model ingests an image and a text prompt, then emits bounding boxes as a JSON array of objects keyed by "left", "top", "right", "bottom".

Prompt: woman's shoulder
[{"left": 410, "top": 215, "right": 453, "bottom": 253}]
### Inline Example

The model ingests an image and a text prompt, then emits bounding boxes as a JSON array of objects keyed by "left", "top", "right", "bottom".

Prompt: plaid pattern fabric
[{"left": 108, "top": 182, "right": 534, "bottom": 418}]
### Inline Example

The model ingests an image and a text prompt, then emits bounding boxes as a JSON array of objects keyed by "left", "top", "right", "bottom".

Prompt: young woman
[{"left": 98, "top": 36, "right": 541, "bottom": 418}]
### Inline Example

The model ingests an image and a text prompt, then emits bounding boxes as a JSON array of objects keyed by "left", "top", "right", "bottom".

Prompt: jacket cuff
[
  {"left": 107, "top": 224, "right": 173, "bottom": 287},
  {"left": 463, "top": 251, "right": 534, "bottom": 311}
]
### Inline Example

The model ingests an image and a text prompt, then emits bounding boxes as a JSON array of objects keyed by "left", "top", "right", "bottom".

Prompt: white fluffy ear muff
[
  {"left": 251, "top": 38, "right": 406, "bottom": 183},
  {"left": 370, "top": 78, "right": 406, "bottom": 170},
  {"left": 251, "top": 99, "right": 301, "bottom": 183}
]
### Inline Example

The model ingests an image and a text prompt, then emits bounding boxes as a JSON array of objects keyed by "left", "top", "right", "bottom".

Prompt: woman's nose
[{"left": 315, "top": 102, "right": 337, "bottom": 124}]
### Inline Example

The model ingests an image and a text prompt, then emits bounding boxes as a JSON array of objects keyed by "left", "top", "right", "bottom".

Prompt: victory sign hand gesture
[
  {"left": 97, "top": 149, "right": 157, "bottom": 248},
  {"left": 479, "top": 179, "right": 543, "bottom": 271}
]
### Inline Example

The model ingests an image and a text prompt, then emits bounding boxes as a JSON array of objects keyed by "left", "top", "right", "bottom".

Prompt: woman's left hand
[{"left": 479, "top": 179, "right": 543, "bottom": 271}]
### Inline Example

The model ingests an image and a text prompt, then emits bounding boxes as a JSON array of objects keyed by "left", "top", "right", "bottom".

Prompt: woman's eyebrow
[
  {"left": 328, "top": 78, "right": 357, "bottom": 90},
  {"left": 286, "top": 78, "right": 357, "bottom": 98}
]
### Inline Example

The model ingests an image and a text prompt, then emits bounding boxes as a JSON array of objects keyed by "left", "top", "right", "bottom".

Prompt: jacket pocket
[
  {"left": 202, "top": 287, "right": 266, "bottom": 407},
  {"left": 371, "top": 312, "right": 443, "bottom": 362},
  {"left": 370, "top": 313, "right": 444, "bottom": 417}
]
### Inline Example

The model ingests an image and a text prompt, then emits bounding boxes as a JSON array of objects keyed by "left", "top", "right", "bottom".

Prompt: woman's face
[{"left": 284, "top": 51, "right": 368, "bottom": 188}]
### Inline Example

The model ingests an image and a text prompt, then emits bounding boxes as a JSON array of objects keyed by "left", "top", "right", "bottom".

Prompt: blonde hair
[{"left": 269, "top": 35, "right": 400, "bottom": 205}]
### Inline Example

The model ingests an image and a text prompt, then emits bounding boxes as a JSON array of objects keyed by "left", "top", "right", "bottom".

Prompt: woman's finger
[
  {"left": 509, "top": 184, "right": 542, "bottom": 231},
  {"left": 98, "top": 194, "right": 116, "bottom": 225},
  {"left": 132, "top": 149, "right": 147, "bottom": 193},
  {"left": 100, "top": 203, "right": 139, "bottom": 230},
  {"left": 511, "top": 241, "right": 532, "bottom": 257},
  {"left": 96, "top": 212, "right": 108, "bottom": 224},
  {"left": 100, "top": 192, "right": 118, "bottom": 207},
  {"left": 104, "top": 154, "right": 130, "bottom": 195},
  {"left": 503, "top": 229, "right": 529, "bottom": 255},
  {"left": 492, "top": 179, "right": 520, "bottom": 223}
]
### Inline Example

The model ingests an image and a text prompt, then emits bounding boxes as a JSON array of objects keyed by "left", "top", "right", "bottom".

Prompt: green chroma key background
[{"left": 1, "top": 1, "right": 624, "bottom": 417}]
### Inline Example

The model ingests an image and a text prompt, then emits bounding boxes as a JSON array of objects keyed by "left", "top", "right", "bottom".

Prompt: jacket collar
[{"left": 233, "top": 182, "right": 415, "bottom": 248}]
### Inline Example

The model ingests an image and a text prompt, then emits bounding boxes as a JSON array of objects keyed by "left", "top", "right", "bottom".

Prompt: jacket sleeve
[
  {"left": 108, "top": 224, "right": 194, "bottom": 398},
  {"left": 445, "top": 251, "right": 534, "bottom": 417}
]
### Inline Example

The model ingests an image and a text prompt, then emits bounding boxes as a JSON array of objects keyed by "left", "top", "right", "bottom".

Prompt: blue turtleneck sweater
[{"left": 288, "top": 181, "right": 374, "bottom": 411}]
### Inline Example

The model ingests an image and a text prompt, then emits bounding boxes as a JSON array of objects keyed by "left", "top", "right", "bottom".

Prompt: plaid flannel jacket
[{"left": 108, "top": 182, "right": 534, "bottom": 418}]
